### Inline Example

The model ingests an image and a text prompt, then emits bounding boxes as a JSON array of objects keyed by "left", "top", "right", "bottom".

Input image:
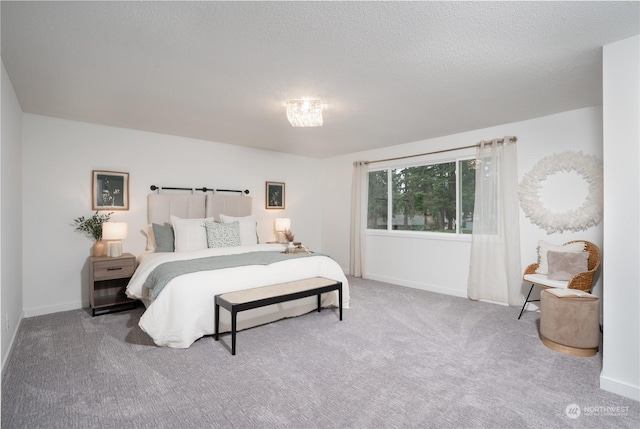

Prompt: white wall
[
  {"left": 21, "top": 114, "right": 324, "bottom": 316},
  {"left": 1, "top": 60, "right": 24, "bottom": 371},
  {"left": 322, "top": 107, "right": 603, "bottom": 300},
  {"left": 601, "top": 35, "right": 640, "bottom": 401}
]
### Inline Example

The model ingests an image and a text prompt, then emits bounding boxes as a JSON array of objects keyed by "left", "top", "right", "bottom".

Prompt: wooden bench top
[{"left": 217, "top": 277, "right": 339, "bottom": 305}]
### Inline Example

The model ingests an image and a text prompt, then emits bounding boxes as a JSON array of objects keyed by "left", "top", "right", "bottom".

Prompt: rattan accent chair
[{"left": 518, "top": 240, "right": 601, "bottom": 319}]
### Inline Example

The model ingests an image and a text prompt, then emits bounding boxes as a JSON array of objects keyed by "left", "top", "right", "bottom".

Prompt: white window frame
[{"left": 366, "top": 149, "right": 476, "bottom": 241}]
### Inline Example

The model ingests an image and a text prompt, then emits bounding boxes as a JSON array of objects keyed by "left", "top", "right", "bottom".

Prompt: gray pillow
[
  {"left": 152, "top": 223, "right": 175, "bottom": 252},
  {"left": 203, "top": 221, "right": 241, "bottom": 248},
  {"left": 547, "top": 250, "right": 589, "bottom": 281}
]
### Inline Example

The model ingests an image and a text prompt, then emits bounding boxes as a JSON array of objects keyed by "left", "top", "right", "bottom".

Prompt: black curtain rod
[{"left": 150, "top": 185, "right": 249, "bottom": 194}]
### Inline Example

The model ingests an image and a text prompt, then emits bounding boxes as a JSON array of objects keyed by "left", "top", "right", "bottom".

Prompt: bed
[{"left": 126, "top": 192, "right": 350, "bottom": 348}]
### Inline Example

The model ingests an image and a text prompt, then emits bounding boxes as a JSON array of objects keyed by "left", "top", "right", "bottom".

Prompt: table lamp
[
  {"left": 274, "top": 218, "right": 291, "bottom": 243},
  {"left": 102, "top": 222, "right": 128, "bottom": 257}
]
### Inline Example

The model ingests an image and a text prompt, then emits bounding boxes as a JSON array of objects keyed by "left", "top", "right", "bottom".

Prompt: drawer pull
[{"left": 107, "top": 267, "right": 123, "bottom": 271}]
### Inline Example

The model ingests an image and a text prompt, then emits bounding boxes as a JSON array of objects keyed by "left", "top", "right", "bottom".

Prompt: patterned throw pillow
[
  {"left": 203, "top": 221, "right": 241, "bottom": 248},
  {"left": 219, "top": 214, "right": 258, "bottom": 245}
]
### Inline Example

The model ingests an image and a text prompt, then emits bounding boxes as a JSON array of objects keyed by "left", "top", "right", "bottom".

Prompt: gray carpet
[{"left": 2, "top": 276, "right": 638, "bottom": 428}]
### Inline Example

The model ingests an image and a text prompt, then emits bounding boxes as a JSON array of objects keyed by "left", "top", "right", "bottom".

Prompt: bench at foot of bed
[{"left": 214, "top": 277, "right": 343, "bottom": 355}]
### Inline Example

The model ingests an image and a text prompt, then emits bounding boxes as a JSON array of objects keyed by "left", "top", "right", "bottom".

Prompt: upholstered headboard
[{"left": 148, "top": 193, "right": 252, "bottom": 225}]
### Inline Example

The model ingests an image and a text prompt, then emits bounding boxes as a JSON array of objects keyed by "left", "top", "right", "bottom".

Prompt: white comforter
[{"left": 126, "top": 244, "right": 350, "bottom": 348}]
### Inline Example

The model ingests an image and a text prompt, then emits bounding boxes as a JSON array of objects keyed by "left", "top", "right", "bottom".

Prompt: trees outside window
[
  {"left": 367, "top": 170, "right": 388, "bottom": 229},
  {"left": 458, "top": 159, "right": 476, "bottom": 234},
  {"left": 368, "top": 158, "right": 475, "bottom": 234}
]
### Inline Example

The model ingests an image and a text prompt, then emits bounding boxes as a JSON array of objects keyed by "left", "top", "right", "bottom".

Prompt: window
[
  {"left": 459, "top": 159, "right": 476, "bottom": 234},
  {"left": 368, "top": 158, "right": 476, "bottom": 234},
  {"left": 367, "top": 170, "right": 388, "bottom": 229}
]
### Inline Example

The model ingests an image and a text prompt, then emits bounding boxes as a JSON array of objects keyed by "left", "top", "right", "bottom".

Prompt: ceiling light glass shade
[{"left": 286, "top": 99, "right": 323, "bottom": 127}]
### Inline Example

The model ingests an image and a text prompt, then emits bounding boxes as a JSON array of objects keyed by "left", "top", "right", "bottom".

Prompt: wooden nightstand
[{"left": 88, "top": 253, "right": 137, "bottom": 316}]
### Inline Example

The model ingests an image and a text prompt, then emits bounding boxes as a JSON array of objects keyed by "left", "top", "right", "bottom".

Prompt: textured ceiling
[{"left": 2, "top": 1, "right": 639, "bottom": 158}]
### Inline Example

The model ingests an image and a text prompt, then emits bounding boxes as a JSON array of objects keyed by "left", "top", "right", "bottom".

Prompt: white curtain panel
[
  {"left": 350, "top": 161, "right": 368, "bottom": 278},
  {"left": 467, "top": 139, "right": 522, "bottom": 306}
]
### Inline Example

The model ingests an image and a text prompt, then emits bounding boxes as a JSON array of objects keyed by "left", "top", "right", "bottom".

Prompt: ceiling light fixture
[{"left": 286, "top": 98, "right": 323, "bottom": 127}]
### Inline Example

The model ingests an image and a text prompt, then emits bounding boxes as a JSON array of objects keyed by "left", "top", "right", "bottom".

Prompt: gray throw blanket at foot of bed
[{"left": 143, "top": 251, "right": 323, "bottom": 299}]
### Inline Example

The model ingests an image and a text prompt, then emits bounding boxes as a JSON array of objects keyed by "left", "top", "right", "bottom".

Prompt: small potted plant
[
  {"left": 73, "top": 211, "right": 113, "bottom": 256},
  {"left": 283, "top": 229, "right": 296, "bottom": 252}
]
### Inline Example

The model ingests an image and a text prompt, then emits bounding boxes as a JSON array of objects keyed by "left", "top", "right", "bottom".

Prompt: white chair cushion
[{"left": 523, "top": 273, "right": 569, "bottom": 289}]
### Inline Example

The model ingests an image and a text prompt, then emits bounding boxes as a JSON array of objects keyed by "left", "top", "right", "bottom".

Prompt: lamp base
[{"left": 106, "top": 241, "right": 123, "bottom": 257}]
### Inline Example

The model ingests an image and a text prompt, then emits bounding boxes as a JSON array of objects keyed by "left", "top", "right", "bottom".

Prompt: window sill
[{"left": 366, "top": 229, "right": 472, "bottom": 242}]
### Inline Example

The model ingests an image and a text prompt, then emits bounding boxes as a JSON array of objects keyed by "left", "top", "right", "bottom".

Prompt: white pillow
[
  {"left": 170, "top": 215, "right": 214, "bottom": 252},
  {"left": 219, "top": 214, "right": 258, "bottom": 245},
  {"left": 536, "top": 240, "right": 585, "bottom": 275},
  {"left": 145, "top": 224, "right": 156, "bottom": 251}
]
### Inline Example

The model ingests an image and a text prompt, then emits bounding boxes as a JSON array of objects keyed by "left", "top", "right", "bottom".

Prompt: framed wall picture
[
  {"left": 92, "top": 170, "right": 129, "bottom": 210},
  {"left": 265, "top": 181, "right": 285, "bottom": 209}
]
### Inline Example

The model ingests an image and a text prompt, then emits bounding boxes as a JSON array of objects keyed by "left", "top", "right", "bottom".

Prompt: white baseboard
[
  {"left": 4, "top": 300, "right": 86, "bottom": 375},
  {"left": 364, "top": 273, "right": 468, "bottom": 299},
  {"left": 23, "top": 300, "right": 86, "bottom": 318},
  {"left": 1, "top": 316, "right": 23, "bottom": 377},
  {"left": 600, "top": 375, "right": 640, "bottom": 401}
]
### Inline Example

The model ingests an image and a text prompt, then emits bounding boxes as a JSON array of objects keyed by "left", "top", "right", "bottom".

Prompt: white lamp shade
[
  {"left": 102, "top": 222, "right": 128, "bottom": 240},
  {"left": 274, "top": 218, "right": 291, "bottom": 232}
]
